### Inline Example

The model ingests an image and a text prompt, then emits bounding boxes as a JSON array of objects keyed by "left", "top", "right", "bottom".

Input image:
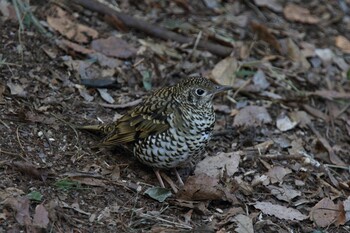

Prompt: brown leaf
[
  {"left": 6, "top": 82, "right": 27, "bottom": 97},
  {"left": 11, "top": 161, "right": 48, "bottom": 181},
  {"left": 310, "top": 198, "right": 338, "bottom": 227},
  {"left": 250, "top": 21, "right": 281, "bottom": 53},
  {"left": 177, "top": 173, "right": 236, "bottom": 202},
  {"left": 283, "top": 4, "right": 320, "bottom": 24},
  {"left": 255, "top": 201, "right": 308, "bottom": 220},
  {"left": 310, "top": 90, "right": 350, "bottom": 100},
  {"left": 234, "top": 214, "right": 254, "bottom": 233},
  {"left": 266, "top": 166, "right": 292, "bottom": 184},
  {"left": 4, "top": 197, "right": 31, "bottom": 225},
  {"left": 233, "top": 106, "right": 272, "bottom": 127},
  {"left": 335, "top": 36, "right": 350, "bottom": 53},
  {"left": 254, "top": 0, "right": 282, "bottom": 12},
  {"left": 56, "top": 39, "right": 94, "bottom": 55},
  {"left": 194, "top": 152, "right": 241, "bottom": 178},
  {"left": 211, "top": 57, "right": 238, "bottom": 86},
  {"left": 47, "top": 7, "right": 98, "bottom": 43},
  {"left": 70, "top": 177, "right": 106, "bottom": 187},
  {"left": 33, "top": 204, "right": 49, "bottom": 228},
  {"left": 91, "top": 36, "right": 137, "bottom": 59}
]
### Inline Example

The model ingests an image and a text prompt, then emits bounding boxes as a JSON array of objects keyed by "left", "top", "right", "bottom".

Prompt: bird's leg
[
  {"left": 154, "top": 169, "right": 165, "bottom": 188},
  {"left": 174, "top": 168, "right": 184, "bottom": 186}
]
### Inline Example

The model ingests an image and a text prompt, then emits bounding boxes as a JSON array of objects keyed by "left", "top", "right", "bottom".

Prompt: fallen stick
[{"left": 71, "top": 0, "right": 233, "bottom": 57}]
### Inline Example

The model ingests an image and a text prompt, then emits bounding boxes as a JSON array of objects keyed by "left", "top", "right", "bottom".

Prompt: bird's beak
[{"left": 212, "top": 84, "right": 232, "bottom": 94}]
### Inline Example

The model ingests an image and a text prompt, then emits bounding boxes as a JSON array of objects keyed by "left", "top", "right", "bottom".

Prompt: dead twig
[{"left": 70, "top": 0, "right": 233, "bottom": 57}]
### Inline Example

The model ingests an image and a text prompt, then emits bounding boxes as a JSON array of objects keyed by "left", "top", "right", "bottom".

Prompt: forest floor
[{"left": 1, "top": 0, "right": 350, "bottom": 232}]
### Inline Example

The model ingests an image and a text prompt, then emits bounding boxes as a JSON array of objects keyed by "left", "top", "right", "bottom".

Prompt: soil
[{"left": 1, "top": 0, "right": 350, "bottom": 232}]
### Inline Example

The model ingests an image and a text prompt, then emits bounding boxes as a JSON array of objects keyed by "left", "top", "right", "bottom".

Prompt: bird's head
[{"left": 175, "top": 77, "right": 231, "bottom": 107}]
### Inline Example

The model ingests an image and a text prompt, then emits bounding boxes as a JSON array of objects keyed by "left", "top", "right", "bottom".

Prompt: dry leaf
[
  {"left": 279, "top": 38, "right": 310, "bottom": 70},
  {"left": 97, "top": 88, "right": 115, "bottom": 104},
  {"left": 250, "top": 21, "right": 281, "bottom": 52},
  {"left": 6, "top": 82, "right": 27, "bottom": 97},
  {"left": 233, "top": 106, "right": 272, "bottom": 127},
  {"left": 255, "top": 201, "right": 308, "bottom": 220},
  {"left": 314, "top": 48, "right": 334, "bottom": 65},
  {"left": 252, "top": 70, "right": 270, "bottom": 90},
  {"left": 211, "top": 57, "right": 237, "bottom": 85},
  {"left": 310, "top": 198, "right": 338, "bottom": 227},
  {"left": 194, "top": 151, "right": 241, "bottom": 178},
  {"left": 56, "top": 39, "right": 94, "bottom": 55},
  {"left": 234, "top": 214, "right": 254, "bottom": 233},
  {"left": 254, "top": 0, "right": 282, "bottom": 12},
  {"left": 33, "top": 204, "right": 49, "bottom": 228},
  {"left": 47, "top": 7, "right": 98, "bottom": 43},
  {"left": 4, "top": 197, "right": 31, "bottom": 225},
  {"left": 335, "top": 35, "right": 350, "bottom": 53},
  {"left": 266, "top": 166, "right": 292, "bottom": 184},
  {"left": 266, "top": 185, "right": 301, "bottom": 202},
  {"left": 177, "top": 173, "right": 236, "bottom": 202},
  {"left": 283, "top": 4, "right": 319, "bottom": 24},
  {"left": 276, "top": 113, "right": 298, "bottom": 132},
  {"left": 11, "top": 161, "right": 48, "bottom": 181},
  {"left": 91, "top": 36, "right": 137, "bottom": 59}
]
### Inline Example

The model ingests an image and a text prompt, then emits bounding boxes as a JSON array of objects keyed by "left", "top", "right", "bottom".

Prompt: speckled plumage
[{"left": 81, "top": 76, "right": 231, "bottom": 188}]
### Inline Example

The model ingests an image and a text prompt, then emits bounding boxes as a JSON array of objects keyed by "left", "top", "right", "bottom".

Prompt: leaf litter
[{"left": 1, "top": 0, "right": 350, "bottom": 232}]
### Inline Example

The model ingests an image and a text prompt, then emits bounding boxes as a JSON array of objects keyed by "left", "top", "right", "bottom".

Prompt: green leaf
[
  {"left": 54, "top": 179, "right": 81, "bottom": 191},
  {"left": 141, "top": 70, "right": 152, "bottom": 91},
  {"left": 27, "top": 191, "right": 43, "bottom": 201},
  {"left": 144, "top": 187, "right": 172, "bottom": 202}
]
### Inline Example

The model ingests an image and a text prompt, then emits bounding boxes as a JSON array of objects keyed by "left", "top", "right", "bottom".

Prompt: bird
[{"left": 80, "top": 76, "right": 231, "bottom": 189}]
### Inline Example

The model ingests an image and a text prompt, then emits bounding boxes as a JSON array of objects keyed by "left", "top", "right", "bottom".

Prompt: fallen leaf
[
  {"left": 314, "top": 48, "right": 334, "bottom": 64},
  {"left": 70, "top": 177, "right": 106, "bottom": 187},
  {"left": 177, "top": 173, "right": 236, "bottom": 202},
  {"left": 283, "top": 4, "right": 320, "bottom": 24},
  {"left": 194, "top": 151, "right": 240, "bottom": 178},
  {"left": 91, "top": 36, "right": 137, "bottom": 59},
  {"left": 266, "top": 185, "right": 301, "bottom": 202},
  {"left": 11, "top": 161, "right": 48, "bottom": 181},
  {"left": 0, "top": 0, "right": 17, "bottom": 21},
  {"left": 33, "top": 204, "right": 49, "bottom": 228},
  {"left": 289, "top": 111, "right": 311, "bottom": 128},
  {"left": 335, "top": 36, "right": 350, "bottom": 53},
  {"left": 254, "top": 0, "right": 282, "bottom": 12},
  {"left": 144, "top": 187, "right": 172, "bottom": 202},
  {"left": 211, "top": 57, "right": 238, "bottom": 85},
  {"left": 97, "top": 88, "right": 115, "bottom": 104},
  {"left": 309, "top": 198, "right": 338, "bottom": 227},
  {"left": 310, "top": 90, "right": 350, "bottom": 100},
  {"left": 252, "top": 69, "right": 270, "bottom": 90},
  {"left": 75, "top": 84, "right": 94, "bottom": 102},
  {"left": 250, "top": 21, "right": 281, "bottom": 53},
  {"left": 254, "top": 201, "right": 308, "bottom": 220},
  {"left": 138, "top": 39, "right": 181, "bottom": 59},
  {"left": 233, "top": 106, "right": 272, "bottom": 127},
  {"left": 56, "top": 39, "right": 94, "bottom": 55},
  {"left": 4, "top": 196, "right": 31, "bottom": 225},
  {"left": 6, "top": 82, "right": 27, "bottom": 97},
  {"left": 276, "top": 112, "right": 298, "bottom": 131},
  {"left": 342, "top": 197, "right": 350, "bottom": 223},
  {"left": 266, "top": 166, "right": 292, "bottom": 184},
  {"left": 47, "top": 7, "right": 98, "bottom": 43},
  {"left": 279, "top": 38, "right": 310, "bottom": 70},
  {"left": 234, "top": 214, "right": 254, "bottom": 233},
  {"left": 27, "top": 191, "right": 43, "bottom": 202}
]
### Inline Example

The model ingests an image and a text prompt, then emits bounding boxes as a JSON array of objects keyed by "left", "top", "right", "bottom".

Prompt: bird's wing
[{"left": 98, "top": 90, "right": 178, "bottom": 147}]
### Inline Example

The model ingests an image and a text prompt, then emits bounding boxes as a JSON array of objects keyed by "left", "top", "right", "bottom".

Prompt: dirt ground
[{"left": 1, "top": 0, "right": 350, "bottom": 232}]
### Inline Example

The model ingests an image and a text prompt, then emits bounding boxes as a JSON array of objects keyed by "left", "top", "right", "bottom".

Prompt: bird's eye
[{"left": 195, "top": 88, "right": 205, "bottom": 96}]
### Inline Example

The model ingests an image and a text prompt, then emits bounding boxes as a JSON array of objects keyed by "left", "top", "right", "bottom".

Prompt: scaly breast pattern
[{"left": 134, "top": 105, "right": 215, "bottom": 169}]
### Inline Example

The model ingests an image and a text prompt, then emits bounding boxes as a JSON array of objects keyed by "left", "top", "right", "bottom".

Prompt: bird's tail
[{"left": 76, "top": 124, "right": 114, "bottom": 135}]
